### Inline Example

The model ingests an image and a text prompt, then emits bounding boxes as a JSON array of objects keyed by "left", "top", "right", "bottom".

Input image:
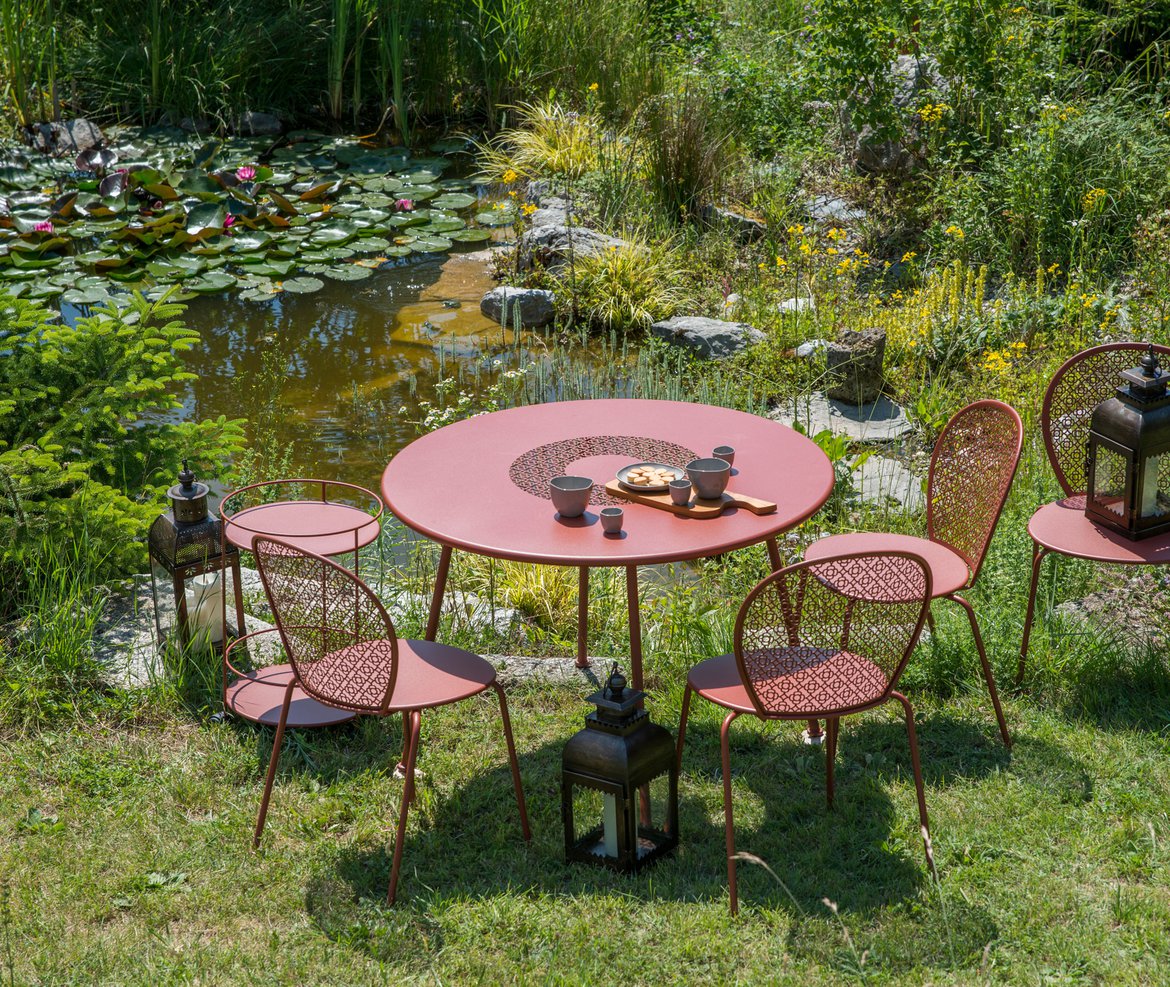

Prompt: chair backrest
[
  {"left": 253, "top": 536, "right": 398, "bottom": 714},
  {"left": 926, "top": 399, "right": 1022, "bottom": 584},
  {"left": 734, "top": 551, "right": 931, "bottom": 718},
  {"left": 1042, "top": 342, "right": 1170, "bottom": 497}
]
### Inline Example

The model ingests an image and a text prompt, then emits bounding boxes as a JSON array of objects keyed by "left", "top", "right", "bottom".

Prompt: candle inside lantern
[
  {"left": 602, "top": 793, "right": 619, "bottom": 858},
  {"left": 184, "top": 573, "right": 224, "bottom": 645}
]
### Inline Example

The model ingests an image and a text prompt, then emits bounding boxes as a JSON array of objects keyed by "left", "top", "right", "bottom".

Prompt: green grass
[{"left": 4, "top": 474, "right": 1170, "bottom": 982}]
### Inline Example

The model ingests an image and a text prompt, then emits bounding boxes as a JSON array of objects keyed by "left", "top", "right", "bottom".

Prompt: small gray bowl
[
  {"left": 686, "top": 457, "right": 731, "bottom": 500},
  {"left": 550, "top": 475, "right": 592, "bottom": 518},
  {"left": 669, "top": 478, "right": 693, "bottom": 506}
]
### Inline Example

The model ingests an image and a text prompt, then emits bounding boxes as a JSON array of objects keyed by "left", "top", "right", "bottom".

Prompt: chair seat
[
  {"left": 225, "top": 663, "right": 358, "bottom": 727},
  {"left": 804, "top": 532, "right": 970, "bottom": 597},
  {"left": 688, "top": 650, "right": 889, "bottom": 716},
  {"left": 387, "top": 639, "right": 497, "bottom": 711},
  {"left": 1029, "top": 496, "right": 1170, "bottom": 564}
]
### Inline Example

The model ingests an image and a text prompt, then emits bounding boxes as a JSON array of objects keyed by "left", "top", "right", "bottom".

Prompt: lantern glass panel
[
  {"left": 1092, "top": 444, "right": 1129, "bottom": 519},
  {"left": 1140, "top": 455, "right": 1170, "bottom": 519}
]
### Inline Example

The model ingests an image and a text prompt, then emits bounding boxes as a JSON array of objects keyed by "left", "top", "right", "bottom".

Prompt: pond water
[{"left": 178, "top": 246, "right": 524, "bottom": 492}]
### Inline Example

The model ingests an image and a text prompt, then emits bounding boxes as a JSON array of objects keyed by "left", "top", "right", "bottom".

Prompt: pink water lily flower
[
  {"left": 395, "top": 198, "right": 414, "bottom": 212},
  {"left": 33, "top": 220, "right": 53, "bottom": 233},
  {"left": 223, "top": 214, "right": 237, "bottom": 235},
  {"left": 236, "top": 165, "right": 256, "bottom": 182}
]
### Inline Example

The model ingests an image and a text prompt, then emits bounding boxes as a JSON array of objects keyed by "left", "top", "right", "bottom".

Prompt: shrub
[
  {"left": 0, "top": 292, "right": 245, "bottom": 603},
  {"left": 641, "top": 86, "right": 731, "bottom": 222}
]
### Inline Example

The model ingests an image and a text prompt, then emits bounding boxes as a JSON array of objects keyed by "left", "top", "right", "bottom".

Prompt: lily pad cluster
[{"left": 0, "top": 129, "right": 517, "bottom": 307}]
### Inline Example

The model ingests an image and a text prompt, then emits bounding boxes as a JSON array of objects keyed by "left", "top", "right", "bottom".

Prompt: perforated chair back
[
  {"left": 734, "top": 552, "right": 932, "bottom": 719},
  {"left": 254, "top": 536, "right": 398, "bottom": 714},
  {"left": 926, "top": 399, "right": 1022, "bottom": 584},
  {"left": 1042, "top": 342, "right": 1170, "bottom": 497}
]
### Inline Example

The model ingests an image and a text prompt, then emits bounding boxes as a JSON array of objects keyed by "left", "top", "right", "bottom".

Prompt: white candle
[
  {"left": 1141, "top": 456, "right": 1164, "bottom": 518},
  {"left": 184, "top": 573, "right": 225, "bottom": 645},
  {"left": 602, "top": 793, "right": 619, "bottom": 858}
]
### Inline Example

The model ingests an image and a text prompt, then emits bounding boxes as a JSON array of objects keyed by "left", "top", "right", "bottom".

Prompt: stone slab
[
  {"left": 775, "top": 392, "right": 914, "bottom": 442},
  {"left": 853, "top": 455, "right": 923, "bottom": 510}
]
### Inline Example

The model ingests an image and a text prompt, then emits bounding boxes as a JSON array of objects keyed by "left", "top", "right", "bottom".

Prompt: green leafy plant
[{"left": 567, "top": 235, "right": 685, "bottom": 331}]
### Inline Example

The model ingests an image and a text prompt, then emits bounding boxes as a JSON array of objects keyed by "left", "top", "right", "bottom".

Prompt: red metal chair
[
  {"left": 1016, "top": 343, "right": 1170, "bottom": 683},
  {"left": 676, "top": 551, "right": 934, "bottom": 915},
  {"left": 804, "top": 400, "right": 1022, "bottom": 746},
  {"left": 251, "top": 536, "right": 531, "bottom": 904}
]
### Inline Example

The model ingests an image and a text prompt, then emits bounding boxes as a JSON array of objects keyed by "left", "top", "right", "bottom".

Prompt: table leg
[
  {"left": 398, "top": 544, "right": 451, "bottom": 777},
  {"left": 425, "top": 545, "right": 452, "bottom": 642},
  {"left": 766, "top": 537, "right": 823, "bottom": 745},
  {"left": 626, "top": 566, "right": 644, "bottom": 690},
  {"left": 576, "top": 566, "right": 590, "bottom": 668},
  {"left": 1015, "top": 544, "right": 1049, "bottom": 686}
]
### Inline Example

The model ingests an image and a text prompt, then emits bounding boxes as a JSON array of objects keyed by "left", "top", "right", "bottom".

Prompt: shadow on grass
[
  {"left": 296, "top": 709, "right": 1027, "bottom": 972},
  {"left": 1058, "top": 643, "right": 1170, "bottom": 734}
]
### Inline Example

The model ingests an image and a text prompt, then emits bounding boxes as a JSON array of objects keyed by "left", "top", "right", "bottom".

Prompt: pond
[{"left": 177, "top": 245, "right": 525, "bottom": 492}]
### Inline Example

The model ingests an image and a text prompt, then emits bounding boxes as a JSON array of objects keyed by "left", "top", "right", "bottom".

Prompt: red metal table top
[
  {"left": 1030, "top": 496, "right": 1170, "bottom": 564},
  {"left": 224, "top": 501, "right": 382, "bottom": 556},
  {"left": 381, "top": 399, "right": 835, "bottom": 566}
]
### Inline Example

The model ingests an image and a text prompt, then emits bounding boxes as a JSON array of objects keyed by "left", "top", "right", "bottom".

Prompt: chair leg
[
  {"left": 925, "top": 606, "right": 936, "bottom": 637},
  {"left": 676, "top": 683, "right": 693, "bottom": 773},
  {"left": 254, "top": 681, "right": 296, "bottom": 848},
  {"left": 825, "top": 716, "right": 839, "bottom": 808},
  {"left": 388, "top": 709, "right": 421, "bottom": 905},
  {"left": 892, "top": 691, "right": 935, "bottom": 876},
  {"left": 951, "top": 594, "right": 1012, "bottom": 747},
  {"left": 720, "top": 711, "right": 740, "bottom": 916},
  {"left": 402, "top": 709, "right": 421, "bottom": 806},
  {"left": 1016, "top": 544, "right": 1049, "bottom": 686},
  {"left": 493, "top": 683, "right": 531, "bottom": 842}
]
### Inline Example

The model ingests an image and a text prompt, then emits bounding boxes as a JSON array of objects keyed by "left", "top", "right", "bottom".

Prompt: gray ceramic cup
[
  {"left": 600, "top": 506, "right": 624, "bottom": 534},
  {"left": 549, "top": 475, "right": 592, "bottom": 517},
  {"left": 686, "top": 457, "right": 732, "bottom": 500},
  {"left": 669, "top": 478, "right": 693, "bottom": 506},
  {"left": 713, "top": 445, "right": 735, "bottom": 467}
]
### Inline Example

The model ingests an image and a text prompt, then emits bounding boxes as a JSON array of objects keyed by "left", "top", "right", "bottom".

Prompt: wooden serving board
[{"left": 604, "top": 479, "right": 777, "bottom": 518}]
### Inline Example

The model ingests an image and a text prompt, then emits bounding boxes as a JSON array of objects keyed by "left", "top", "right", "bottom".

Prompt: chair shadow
[{"left": 1059, "top": 645, "right": 1170, "bottom": 735}]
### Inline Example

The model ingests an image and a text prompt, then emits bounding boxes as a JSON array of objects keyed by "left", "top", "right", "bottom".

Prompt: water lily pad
[
  {"left": 247, "top": 258, "right": 297, "bottom": 277},
  {"left": 350, "top": 237, "right": 391, "bottom": 253},
  {"left": 281, "top": 276, "right": 324, "bottom": 294},
  {"left": 61, "top": 285, "right": 111, "bottom": 306},
  {"left": 448, "top": 228, "right": 494, "bottom": 242},
  {"left": 430, "top": 137, "right": 473, "bottom": 154},
  {"left": 410, "top": 237, "right": 453, "bottom": 253},
  {"left": 307, "top": 221, "right": 361, "bottom": 245},
  {"left": 321, "top": 263, "right": 373, "bottom": 281},
  {"left": 147, "top": 261, "right": 188, "bottom": 281},
  {"left": 475, "top": 210, "right": 517, "bottom": 227},
  {"left": 186, "top": 271, "right": 237, "bottom": 293},
  {"left": 186, "top": 203, "right": 226, "bottom": 234},
  {"left": 432, "top": 192, "right": 477, "bottom": 210},
  {"left": 229, "top": 231, "right": 273, "bottom": 252},
  {"left": 420, "top": 217, "right": 466, "bottom": 234}
]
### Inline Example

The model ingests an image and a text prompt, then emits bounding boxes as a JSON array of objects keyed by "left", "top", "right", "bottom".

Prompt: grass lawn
[{"left": 4, "top": 563, "right": 1170, "bottom": 986}]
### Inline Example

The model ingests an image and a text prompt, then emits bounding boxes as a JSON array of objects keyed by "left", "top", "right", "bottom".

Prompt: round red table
[{"left": 381, "top": 399, "right": 835, "bottom": 692}]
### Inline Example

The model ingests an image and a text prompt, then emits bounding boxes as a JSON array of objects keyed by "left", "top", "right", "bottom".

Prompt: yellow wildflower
[
  {"left": 944, "top": 224, "right": 965, "bottom": 239},
  {"left": 826, "top": 227, "right": 846, "bottom": 242},
  {"left": 775, "top": 256, "right": 787, "bottom": 267},
  {"left": 520, "top": 203, "right": 536, "bottom": 216},
  {"left": 588, "top": 83, "right": 599, "bottom": 92},
  {"left": 502, "top": 168, "right": 518, "bottom": 184},
  {"left": 1081, "top": 187, "right": 1107, "bottom": 212},
  {"left": 901, "top": 251, "right": 918, "bottom": 263},
  {"left": 786, "top": 224, "right": 804, "bottom": 235}
]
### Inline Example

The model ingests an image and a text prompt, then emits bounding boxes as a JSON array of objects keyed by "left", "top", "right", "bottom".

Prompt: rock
[
  {"left": 179, "top": 116, "right": 213, "bottom": 134},
  {"left": 701, "top": 204, "right": 766, "bottom": 242},
  {"left": 485, "top": 654, "right": 603, "bottom": 689},
  {"left": 649, "top": 316, "right": 764, "bottom": 360},
  {"left": 847, "top": 54, "right": 948, "bottom": 176},
  {"left": 795, "top": 338, "right": 830, "bottom": 358},
  {"left": 779, "top": 296, "right": 816, "bottom": 315},
  {"left": 480, "top": 286, "right": 557, "bottom": 328},
  {"left": 527, "top": 194, "right": 570, "bottom": 226},
  {"left": 852, "top": 455, "right": 924, "bottom": 510},
  {"left": 775, "top": 392, "right": 913, "bottom": 443},
  {"left": 807, "top": 195, "right": 866, "bottom": 225},
  {"left": 28, "top": 118, "right": 104, "bottom": 156},
  {"left": 518, "top": 224, "right": 626, "bottom": 270},
  {"left": 236, "top": 110, "right": 282, "bottom": 136},
  {"left": 826, "top": 327, "right": 886, "bottom": 404}
]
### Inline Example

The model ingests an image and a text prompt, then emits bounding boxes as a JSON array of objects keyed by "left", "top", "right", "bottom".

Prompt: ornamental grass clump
[
  {"left": 479, "top": 99, "right": 605, "bottom": 181},
  {"left": 568, "top": 236, "right": 685, "bottom": 332}
]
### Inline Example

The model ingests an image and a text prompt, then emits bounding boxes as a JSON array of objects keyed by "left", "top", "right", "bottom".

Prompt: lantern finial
[
  {"left": 178, "top": 459, "right": 196, "bottom": 492},
  {"left": 604, "top": 663, "right": 627, "bottom": 702},
  {"left": 1142, "top": 343, "right": 1161, "bottom": 379}
]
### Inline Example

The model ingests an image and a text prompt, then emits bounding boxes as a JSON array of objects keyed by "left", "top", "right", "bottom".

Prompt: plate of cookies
[{"left": 616, "top": 462, "right": 685, "bottom": 492}]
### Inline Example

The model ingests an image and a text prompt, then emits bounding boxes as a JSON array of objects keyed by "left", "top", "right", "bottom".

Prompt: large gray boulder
[
  {"left": 236, "top": 110, "right": 282, "bottom": 136},
  {"left": 29, "top": 118, "right": 104, "bottom": 156},
  {"left": 649, "top": 316, "right": 764, "bottom": 360},
  {"left": 826, "top": 327, "right": 886, "bottom": 404},
  {"left": 846, "top": 55, "right": 948, "bottom": 176},
  {"left": 480, "top": 286, "right": 557, "bottom": 328},
  {"left": 518, "top": 224, "right": 626, "bottom": 270}
]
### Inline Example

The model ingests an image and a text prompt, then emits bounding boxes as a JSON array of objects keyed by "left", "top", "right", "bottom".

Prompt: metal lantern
[
  {"left": 1086, "top": 344, "right": 1170, "bottom": 540},
  {"left": 148, "top": 461, "right": 245, "bottom": 650},
  {"left": 562, "top": 664, "right": 679, "bottom": 872}
]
